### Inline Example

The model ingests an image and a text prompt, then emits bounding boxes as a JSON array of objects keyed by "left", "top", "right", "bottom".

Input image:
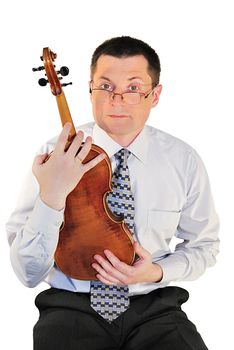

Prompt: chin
[
  {"left": 106, "top": 122, "right": 133, "bottom": 136},
  {"left": 97, "top": 117, "right": 129, "bottom": 132}
]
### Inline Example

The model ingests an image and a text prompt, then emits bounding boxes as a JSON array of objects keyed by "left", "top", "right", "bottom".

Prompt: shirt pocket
[{"left": 147, "top": 209, "right": 181, "bottom": 240}]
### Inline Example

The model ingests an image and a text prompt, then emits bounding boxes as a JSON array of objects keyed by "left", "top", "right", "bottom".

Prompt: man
[{"left": 6, "top": 36, "right": 219, "bottom": 349}]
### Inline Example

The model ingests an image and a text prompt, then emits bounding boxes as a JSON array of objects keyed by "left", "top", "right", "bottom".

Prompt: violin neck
[{"left": 56, "top": 92, "right": 76, "bottom": 140}]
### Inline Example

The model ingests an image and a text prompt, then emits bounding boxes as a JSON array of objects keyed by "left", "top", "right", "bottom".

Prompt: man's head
[
  {"left": 89, "top": 36, "right": 162, "bottom": 146},
  {"left": 90, "top": 36, "right": 161, "bottom": 86}
]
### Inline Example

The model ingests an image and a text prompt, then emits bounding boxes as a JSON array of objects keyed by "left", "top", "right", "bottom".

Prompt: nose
[{"left": 110, "top": 92, "right": 125, "bottom": 105}]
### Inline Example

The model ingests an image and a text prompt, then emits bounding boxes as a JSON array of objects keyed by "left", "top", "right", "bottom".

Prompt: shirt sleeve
[
  {"left": 6, "top": 155, "right": 64, "bottom": 288},
  {"left": 157, "top": 149, "right": 220, "bottom": 283}
]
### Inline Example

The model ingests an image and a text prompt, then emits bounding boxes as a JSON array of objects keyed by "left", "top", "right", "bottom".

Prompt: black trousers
[{"left": 33, "top": 286, "right": 208, "bottom": 350}]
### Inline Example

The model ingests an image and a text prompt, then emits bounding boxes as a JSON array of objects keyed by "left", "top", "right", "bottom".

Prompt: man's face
[{"left": 90, "top": 54, "right": 162, "bottom": 140}]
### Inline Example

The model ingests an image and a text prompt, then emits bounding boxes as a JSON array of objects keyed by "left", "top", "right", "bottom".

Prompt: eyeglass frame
[{"left": 89, "top": 80, "right": 158, "bottom": 105}]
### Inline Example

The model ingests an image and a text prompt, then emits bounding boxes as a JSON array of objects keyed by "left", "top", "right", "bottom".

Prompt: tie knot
[{"left": 115, "top": 148, "right": 131, "bottom": 164}]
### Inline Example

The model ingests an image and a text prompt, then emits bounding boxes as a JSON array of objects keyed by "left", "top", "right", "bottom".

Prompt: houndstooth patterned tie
[{"left": 90, "top": 148, "right": 135, "bottom": 323}]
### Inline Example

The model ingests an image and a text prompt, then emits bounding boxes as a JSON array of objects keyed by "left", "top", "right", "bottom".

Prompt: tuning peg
[
  {"left": 57, "top": 66, "right": 69, "bottom": 76},
  {"left": 61, "top": 82, "right": 72, "bottom": 87},
  {"left": 38, "top": 78, "right": 48, "bottom": 86},
  {"left": 32, "top": 66, "right": 45, "bottom": 72}
]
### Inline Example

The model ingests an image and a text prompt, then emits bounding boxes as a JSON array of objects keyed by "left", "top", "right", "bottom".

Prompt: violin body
[
  {"left": 55, "top": 144, "right": 135, "bottom": 280},
  {"left": 33, "top": 48, "right": 135, "bottom": 280}
]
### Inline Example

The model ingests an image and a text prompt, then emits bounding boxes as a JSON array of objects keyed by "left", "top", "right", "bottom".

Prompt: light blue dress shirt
[{"left": 6, "top": 122, "right": 220, "bottom": 296}]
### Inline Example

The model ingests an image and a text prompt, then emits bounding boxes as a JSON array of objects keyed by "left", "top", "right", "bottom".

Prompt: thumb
[
  {"left": 34, "top": 153, "right": 48, "bottom": 165},
  {"left": 32, "top": 153, "right": 48, "bottom": 173},
  {"left": 133, "top": 241, "right": 149, "bottom": 260}
]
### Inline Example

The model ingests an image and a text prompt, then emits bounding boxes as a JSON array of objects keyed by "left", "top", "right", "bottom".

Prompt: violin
[{"left": 32, "top": 48, "right": 135, "bottom": 280}]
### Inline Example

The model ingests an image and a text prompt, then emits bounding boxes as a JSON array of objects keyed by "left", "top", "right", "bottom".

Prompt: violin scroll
[
  {"left": 32, "top": 47, "right": 76, "bottom": 141},
  {"left": 32, "top": 48, "right": 72, "bottom": 95}
]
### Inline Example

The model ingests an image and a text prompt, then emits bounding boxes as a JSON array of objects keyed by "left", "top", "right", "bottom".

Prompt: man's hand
[
  {"left": 32, "top": 122, "right": 106, "bottom": 210},
  {"left": 91, "top": 241, "right": 163, "bottom": 285}
]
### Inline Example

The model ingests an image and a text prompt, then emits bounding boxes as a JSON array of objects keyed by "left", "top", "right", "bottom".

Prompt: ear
[
  {"left": 151, "top": 84, "right": 162, "bottom": 108},
  {"left": 89, "top": 81, "right": 93, "bottom": 102}
]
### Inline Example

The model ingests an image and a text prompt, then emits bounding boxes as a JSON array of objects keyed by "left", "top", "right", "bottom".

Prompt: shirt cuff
[
  {"left": 26, "top": 195, "right": 64, "bottom": 236},
  {"left": 155, "top": 253, "right": 187, "bottom": 284}
]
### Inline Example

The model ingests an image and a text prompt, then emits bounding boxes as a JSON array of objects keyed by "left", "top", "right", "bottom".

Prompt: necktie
[{"left": 90, "top": 148, "right": 135, "bottom": 322}]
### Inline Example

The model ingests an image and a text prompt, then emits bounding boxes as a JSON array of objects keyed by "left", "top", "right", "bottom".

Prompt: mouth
[{"left": 108, "top": 114, "right": 129, "bottom": 118}]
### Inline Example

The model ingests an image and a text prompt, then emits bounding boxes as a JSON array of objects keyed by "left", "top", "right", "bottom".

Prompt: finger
[
  {"left": 75, "top": 135, "right": 93, "bottom": 161},
  {"left": 82, "top": 152, "right": 106, "bottom": 173},
  {"left": 134, "top": 241, "right": 150, "bottom": 260},
  {"left": 66, "top": 130, "right": 84, "bottom": 158},
  {"left": 54, "top": 123, "right": 72, "bottom": 155},
  {"left": 104, "top": 250, "right": 132, "bottom": 275},
  {"left": 96, "top": 274, "right": 121, "bottom": 286},
  {"left": 92, "top": 263, "right": 120, "bottom": 284},
  {"left": 93, "top": 254, "right": 128, "bottom": 282}
]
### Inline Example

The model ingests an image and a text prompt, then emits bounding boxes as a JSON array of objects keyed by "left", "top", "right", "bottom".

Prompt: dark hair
[{"left": 90, "top": 36, "right": 161, "bottom": 86}]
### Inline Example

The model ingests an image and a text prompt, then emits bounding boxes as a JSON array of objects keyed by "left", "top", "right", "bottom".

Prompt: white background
[{"left": 1, "top": 0, "right": 233, "bottom": 349}]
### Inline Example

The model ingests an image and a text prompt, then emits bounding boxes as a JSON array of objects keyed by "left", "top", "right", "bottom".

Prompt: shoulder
[
  {"left": 145, "top": 124, "right": 198, "bottom": 160},
  {"left": 146, "top": 125, "right": 195, "bottom": 153},
  {"left": 145, "top": 124, "right": 205, "bottom": 175}
]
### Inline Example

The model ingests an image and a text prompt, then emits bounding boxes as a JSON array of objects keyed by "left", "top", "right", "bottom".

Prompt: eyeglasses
[{"left": 89, "top": 81, "right": 157, "bottom": 105}]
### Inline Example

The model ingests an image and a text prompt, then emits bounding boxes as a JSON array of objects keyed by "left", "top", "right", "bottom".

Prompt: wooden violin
[{"left": 33, "top": 47, "right": 135, "bottom": 280}]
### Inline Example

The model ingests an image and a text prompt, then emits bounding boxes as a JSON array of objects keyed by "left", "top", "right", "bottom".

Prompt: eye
[
  {"left": 128, "top": 85, "right": 140, "bottom": 92},
  {"left": 100, "top": 83, "right": 113, "bottom": 91}
]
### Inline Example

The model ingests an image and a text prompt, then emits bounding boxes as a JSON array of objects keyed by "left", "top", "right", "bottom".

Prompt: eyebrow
[
  {"left": 128, "top": 76, "right": 144, "bottom": 82},
  {"left": 97, "top": 76, "right": 144, "bottom": 82},
  {"left": 98, "top": 76, "right": 111, "bottom": 81}
]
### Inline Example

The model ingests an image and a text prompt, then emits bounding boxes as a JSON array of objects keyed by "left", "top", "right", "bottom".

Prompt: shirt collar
[{"left": 92, "top": 123, "right": 149, "bottom": 164}]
